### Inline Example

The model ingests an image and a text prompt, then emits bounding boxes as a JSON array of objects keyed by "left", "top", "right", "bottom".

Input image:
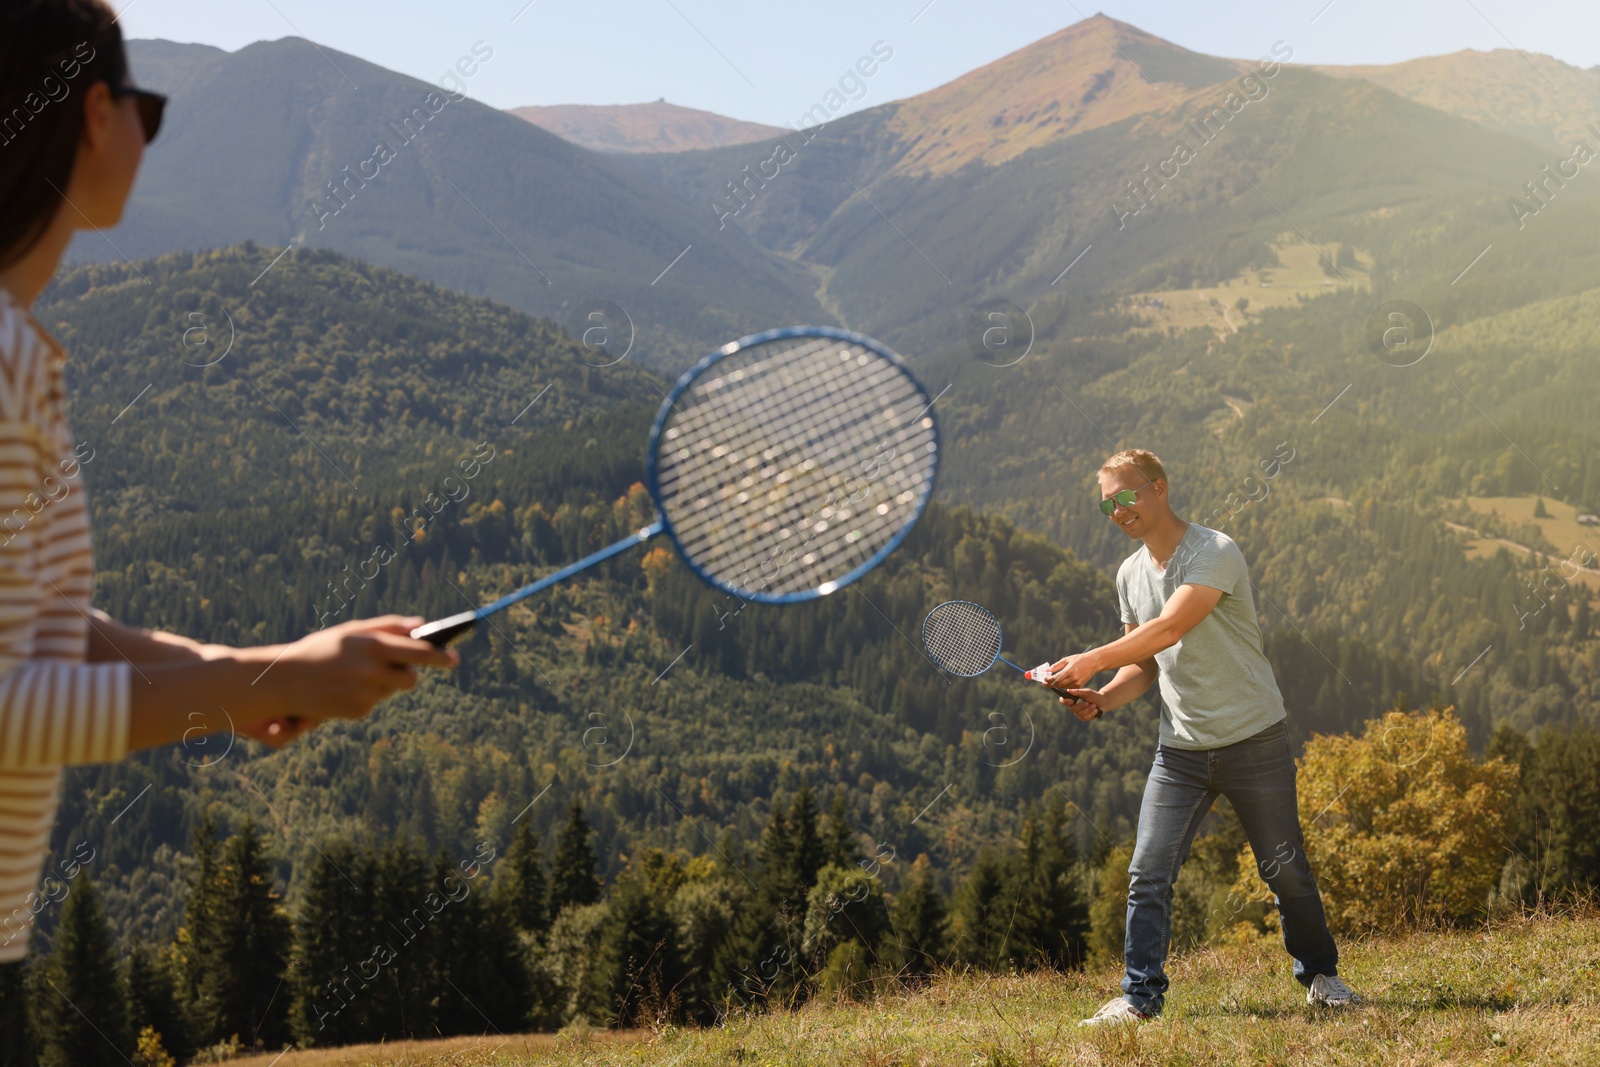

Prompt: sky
[{"left": 113, "top": 0, "right": 1600, "bottom": 127}]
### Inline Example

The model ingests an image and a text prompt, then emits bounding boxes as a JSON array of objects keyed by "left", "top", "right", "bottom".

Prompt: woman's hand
[{"left": 259, "top": 615, "right": 459, "bottom": 725}]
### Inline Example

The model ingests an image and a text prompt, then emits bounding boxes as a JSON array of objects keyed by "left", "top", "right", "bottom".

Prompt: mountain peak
[{"left": 884, "top": 14, "right": 1248, "bottom": 176}]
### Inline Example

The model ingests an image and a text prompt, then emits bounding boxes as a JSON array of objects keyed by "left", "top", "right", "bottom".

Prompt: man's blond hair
[{"left": 1099, "top": 448, "right": 1167, "bottom": 485}]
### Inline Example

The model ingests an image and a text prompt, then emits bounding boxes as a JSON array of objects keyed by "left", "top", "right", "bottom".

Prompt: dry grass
[
  {"left": 1116, "top": 237, "right": 1374, "bottom": 343},
  {"left": 236, "top": 910, "right": 1600, "bottom": 1066},
  {"left": 1456, "top": 496, "right": 1600, "bottom": 593}
]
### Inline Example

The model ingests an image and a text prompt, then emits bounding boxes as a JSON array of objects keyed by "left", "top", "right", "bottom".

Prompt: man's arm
[
  {"left": 1047, "top": 583, "right": 1226, "bottom": 691},
  {"left": 1058, "top": 623, "right": 1158, "bottom": 718}
]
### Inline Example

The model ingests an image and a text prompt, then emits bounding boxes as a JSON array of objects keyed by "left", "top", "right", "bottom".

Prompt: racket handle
[{"left": 412, "top": 610, "right": 480, "bottom": 646}]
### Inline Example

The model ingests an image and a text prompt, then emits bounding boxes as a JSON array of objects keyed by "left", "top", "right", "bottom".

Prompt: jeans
[{"left": 1121, "top": 719, "right": 1338, "bottom": 1016}]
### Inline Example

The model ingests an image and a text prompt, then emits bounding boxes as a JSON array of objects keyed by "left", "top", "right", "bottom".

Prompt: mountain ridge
[{"left": 509, "top": 100, "right": 786, "bottom": 153}]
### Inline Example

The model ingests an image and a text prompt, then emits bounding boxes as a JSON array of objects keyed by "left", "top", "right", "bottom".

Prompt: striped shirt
[{"left": 0, "top": 286, "right": 130, "bottom": 962}]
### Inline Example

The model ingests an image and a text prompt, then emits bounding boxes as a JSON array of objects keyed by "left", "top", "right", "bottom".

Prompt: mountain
[
  {"left": 88, "top": 38, "right": 831, "bottom": 370},
  {"left": 509, "top": 101, "right": 786, "bottom": 153},
  {"left": 1314, "top": 49, "right": 1600, "bottom": 151},
  {"left": 627, "top": 14, "right": 1599, "bottom": 357}
]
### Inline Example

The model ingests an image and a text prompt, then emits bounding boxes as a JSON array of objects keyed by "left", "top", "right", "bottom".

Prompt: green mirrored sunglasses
[{"left": 1099, "top": 479, "right": 1153, "bottom": 516}]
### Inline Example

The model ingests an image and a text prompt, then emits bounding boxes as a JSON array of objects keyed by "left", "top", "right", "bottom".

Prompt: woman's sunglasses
[
  {"left": 1099, "top": 479, "right": 1153, "bottom": 516},
  {"left": 109, "top": 86, "right": 167, "bottom": 144}
]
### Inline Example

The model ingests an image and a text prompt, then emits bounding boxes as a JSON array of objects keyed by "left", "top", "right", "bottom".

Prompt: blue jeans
[{"left": 1121, "top": 719, "right": 1338, "bottom": 1016}]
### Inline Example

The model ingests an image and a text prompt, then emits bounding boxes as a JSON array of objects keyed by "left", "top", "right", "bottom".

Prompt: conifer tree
[
  {"left": 1006, "top": 807, "right": 1088, "bottom": 968},
  {"left": 38, "top": 873, "right": 129, "bottom": 1067},
  {"left": 430, "top": 851, "right": 529, "bottom": 1035},
  {"left": 125, "top": 942, "right": 191, "bottom": 1064},
  {"left": 0, "top": 959, "right": 37, "bottom": 1067},
  {"left": 549, "top": 803, "right": 602, "bottom": 914},
  {"left": 890, "top": 854, "right": 947, "bottom": 976},
  {"left": 185, "top": 822, "right": 293, "bottom": 1050},
  {"left": 289, "top": 841, "right": 373, "bottom": 1046},
  {"left": 788, "top": 784, "right": 824, "bottom": 893},
  {"left": 951, "top": 848, "right": 1008, "bottom": 969},
  {"left": 491, "top": 819, "right": 549, "bottom": 936},
  {"left": 587, "top": 871, "right": 681, "bottom": 1026},
  {"left": 820, "top": 789, "right": 855, "bottom": 870}
]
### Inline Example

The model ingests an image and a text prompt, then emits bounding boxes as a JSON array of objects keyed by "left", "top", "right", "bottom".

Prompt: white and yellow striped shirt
[{"left": 0, "top": 286, "right": 130, "bottom": 962}]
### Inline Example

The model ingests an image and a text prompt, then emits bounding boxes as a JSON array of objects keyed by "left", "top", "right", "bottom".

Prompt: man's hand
[
  {"left": 1058, "top": 688, "right": 1105, "bottom": 721},
  {"left": 1045, "top": 651, "right": 1101, "bottom": 691}
]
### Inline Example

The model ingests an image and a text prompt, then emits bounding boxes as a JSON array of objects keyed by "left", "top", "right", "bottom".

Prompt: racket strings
[
  {"left": 655, "top": 336, "right": 937, "bottom": 598},
  {"left": 922, "top": 601, "right": 1003, "bottom": 676}
]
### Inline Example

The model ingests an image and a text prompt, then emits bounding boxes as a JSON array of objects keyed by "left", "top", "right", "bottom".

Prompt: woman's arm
[
  {"left": 87, "top": 609, "right": 227, "bottom": 665},
  {"left": 120, "top": 616, "right": 459, "bottom": 753}
]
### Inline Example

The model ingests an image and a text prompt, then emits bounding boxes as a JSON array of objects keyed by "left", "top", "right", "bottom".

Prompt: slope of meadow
[{"left": 231, "top": 910, "right": 1600, "bottom": 1066}]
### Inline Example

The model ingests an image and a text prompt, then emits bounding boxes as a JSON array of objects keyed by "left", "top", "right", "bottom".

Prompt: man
[{"left": 1044, "top": 449, "right": 1358, "bottom": 1023}]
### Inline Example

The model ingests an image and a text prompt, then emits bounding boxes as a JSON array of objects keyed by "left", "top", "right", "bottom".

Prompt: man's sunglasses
[
  {"left": 1099, "top": 479, "right": 1153, "bottom": 516},
  {"left": 110, "top": 86, "right": 166, "bottom": 144}
]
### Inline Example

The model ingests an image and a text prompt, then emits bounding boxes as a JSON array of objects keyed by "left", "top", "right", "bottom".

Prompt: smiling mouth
[{"left": 1120, "top": 515, "right": 1137, "bottom": 528}]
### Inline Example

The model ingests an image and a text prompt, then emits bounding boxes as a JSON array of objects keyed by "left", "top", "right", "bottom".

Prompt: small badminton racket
[
  {"left": 920, "top": 600, "right": 1101, "bottom": 716},
  {"left": 412, "top": 327, "right": 941, "bottom": 645}
]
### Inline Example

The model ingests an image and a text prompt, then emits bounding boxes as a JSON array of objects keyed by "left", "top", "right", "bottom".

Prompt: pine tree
[
  {"left": 951, "top": 849, "right": 1008, "bottom": 969},
  {"left": 1006, "top": 807, "right": 1088, "bottom": 969},
  {"left": 788, "top": 784, "right": 824, "bottom": 893},
  {"left": 289, "top": 841, "right": 374, "bottom": 1046},
  {"left": 38, "top": 873, "right": 130, "bottom": 1067},
  {"left": 820, "top": 789, "right": 855, "bottom": 870},
  {"left": 407, "top": 773, "right": 439, "bottom": 853},
  {"left": 367, "top": 839, "right": 433, "bottom": 1040},
  {"left": 890, "top": 854, "right": 947, "bottom": 977},
  {"left": 430, "top": 851, "right": 529, "bottom": 1035},
  {"left": 586, "top": 871, "right": 680, "bottom": 1027},
  {"left": 185, "top": 821, "right": 293, "bottom": 1050},
  {"left": 0, "top": 959, "right": 39, "bottom": 1067},
  {"left": 125, "top": 943, "right": 191, "bottom": 1064},
  {"left": 549, "top": 803, "right": 601, "bottom": 914},
  {"left": 491, "top": 819, "right": 549, "bottom": 936},
  {"left": 179, "top": 815, "right": 222, "bottom": 1026}
]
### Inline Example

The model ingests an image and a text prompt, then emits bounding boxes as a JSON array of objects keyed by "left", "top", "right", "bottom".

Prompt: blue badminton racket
[{"left": 413, "top": 327, "right": 941, "bottom": 645}]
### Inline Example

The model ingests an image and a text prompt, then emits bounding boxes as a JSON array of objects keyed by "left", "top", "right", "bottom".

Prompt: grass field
[
  {"left": 1118, "top": 236, "right": 1374, "bottom": 341},
  {"left": 1453, "top": 495, "right": 1600, "bottom": 594},
  {"left": 233, "top": 910, "right": 1600, "bottom": 1066}
]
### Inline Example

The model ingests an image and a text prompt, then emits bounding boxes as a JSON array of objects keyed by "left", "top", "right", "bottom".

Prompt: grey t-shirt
[{"left": 1115, "top": 522, "right": 1286, "bottom": 750}]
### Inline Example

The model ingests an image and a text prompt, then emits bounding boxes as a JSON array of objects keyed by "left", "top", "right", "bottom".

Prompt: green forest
[{"left": 0, "top": 240, "right": 1593, "bottom": 1062}]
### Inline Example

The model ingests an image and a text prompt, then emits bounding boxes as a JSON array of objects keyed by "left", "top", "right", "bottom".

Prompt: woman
[{"left": 0, "top": 0, "right": 457, "bottom": 966}]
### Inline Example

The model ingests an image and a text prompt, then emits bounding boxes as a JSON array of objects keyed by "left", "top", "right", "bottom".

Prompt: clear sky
[{"left": 113, "top": 0, "right": 1600, "bottom": 127}]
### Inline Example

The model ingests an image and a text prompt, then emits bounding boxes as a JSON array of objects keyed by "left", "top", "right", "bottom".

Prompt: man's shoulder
[{"left": 1181, "top": 523, "right": 1243, "bottom": 560}]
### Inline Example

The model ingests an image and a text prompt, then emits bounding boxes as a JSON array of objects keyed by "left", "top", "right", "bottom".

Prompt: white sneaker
[
  {"left": 1307, "top": 974, "right": 1361, "bottom": 1006},
  {"left": 1079, "top": 997, "right": 1152, "bottom": 1026}
]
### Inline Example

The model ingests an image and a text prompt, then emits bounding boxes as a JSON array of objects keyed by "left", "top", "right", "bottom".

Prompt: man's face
[{"left": 1099, "top": 467, "right": 1160, "bottom": 540}]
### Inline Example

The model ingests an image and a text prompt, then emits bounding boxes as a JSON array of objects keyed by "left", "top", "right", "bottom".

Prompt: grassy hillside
[
  {"left": 227, "top": 910, "right": 1600, "bottom": 1066},
  {"left": 1315, "top": 49, "right": 1600, "bottom": 150}
]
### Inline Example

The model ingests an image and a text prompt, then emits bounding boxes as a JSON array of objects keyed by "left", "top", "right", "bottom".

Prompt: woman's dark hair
[{"left": 0, "top": 0, "right": 128, "bottom": 271}]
